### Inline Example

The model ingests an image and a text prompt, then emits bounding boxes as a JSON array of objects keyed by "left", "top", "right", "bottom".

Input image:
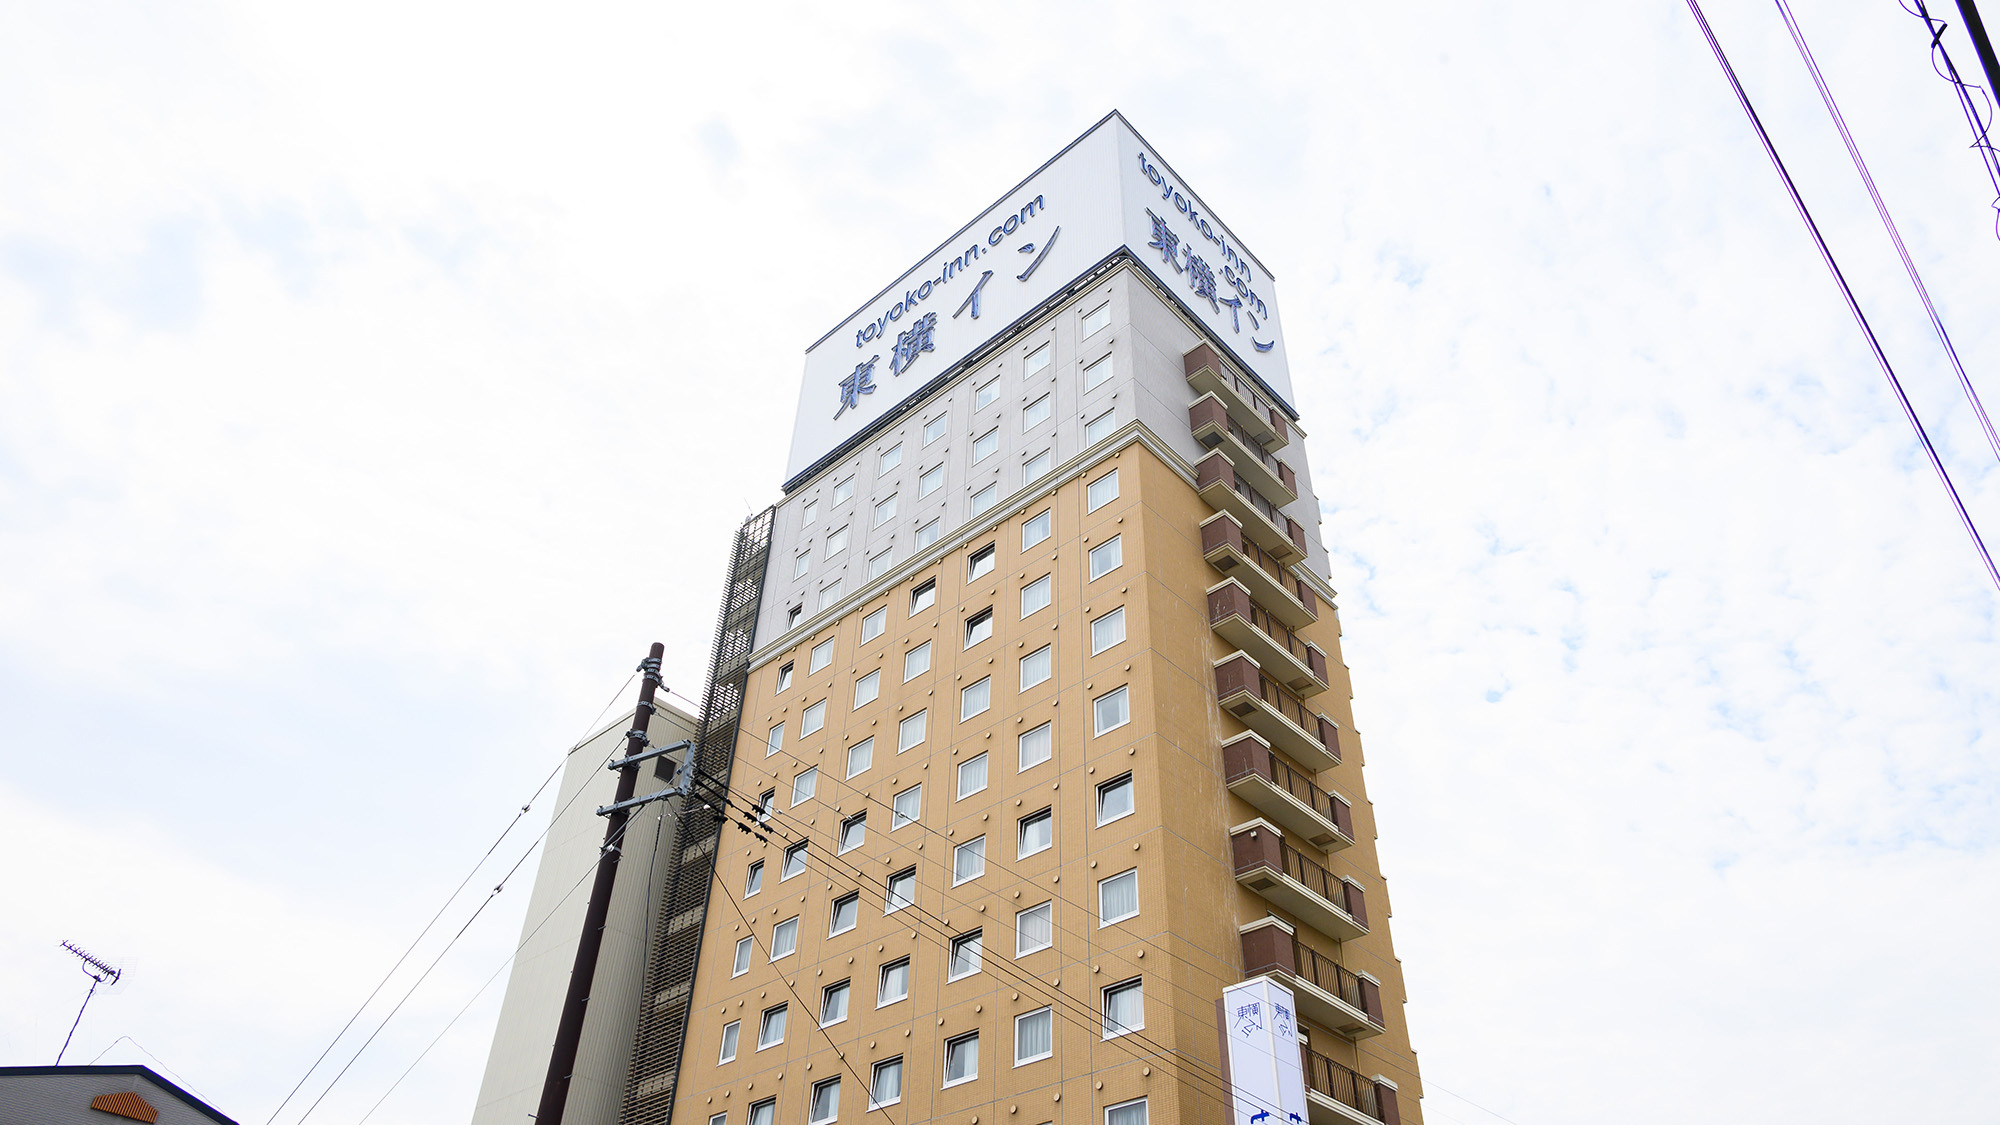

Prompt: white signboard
[
  {"left": 784, "top": 111, "right": 1292, "bottom": 484},
  {"left": 1222, "top": 977, "right": 1311, "bottom": 1125}
]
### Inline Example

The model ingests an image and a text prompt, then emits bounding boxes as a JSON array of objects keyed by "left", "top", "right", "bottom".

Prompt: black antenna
[{"left": 56, "top": 941, "right": 122, "bottom": 1065}]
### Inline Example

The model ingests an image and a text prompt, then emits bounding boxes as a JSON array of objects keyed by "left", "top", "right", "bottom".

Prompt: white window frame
[
  {"left": 1086, "top": 468, "right": 1119, "bottom": 512},
  {"left": 820, "top": 979, "right": 851, "bottom": 1027},
  {"left": 832, "top": 477, "right": 854, "bottom": 505},
  {"left": 828, "top": 525, "right": 849, "bottom": 556},
  {"left": 819, "top": 580, "right": 843, "bottom": 610},
  {"left": 782, "top": 842, "right": 808, "bottom": 881},
  {"left": 972, "top": 427, "right": 999, "bottom": 463},
  {"left": 766, "top": 723, "right": 784, "bottom": 758},
  {"left": 810, "top": 638, "right": 834, "bottom": 672},
  {"left": 924, "top": 413, "right": 948, "bottom": 445},
  {"left": 1083, "top": 353, "right": 1113, "bottom": 390},
  {"left": 942, "top": 1031, "right": 980, "bottom": 1088},
  {"left": 1102, "top": 978, "right": 1145, "bottom": 1039},
  {"left": 1099, "top": 868, "right": 1140, "bottom": 925},
  {"left": 957, "top": 752, "right": 988, "bottom": 799},
  {"left": 1082, "top": 301, "right": 1111, "bottom": 337},
  {"left": 846, "top": 736, "right": 874, "bottom": 778},
  {"left": 1091, "top": 606, "right": 1126, "bottom": 655},
  {"left": 791, "top": 767, "right": 818, "bottom": 806},
  {"left": 1085, "top": 407, "right": 1117, "bottom": 445},
  {"left": 1020, "top": 644, "right": 1052, "bottom": 691},
  {"left": 801, "top": 699, "right": 826, "bottom": 736},
  {"left": 968, "top": 544, "right": 996, "bottom": 579},
  {"left": 744, "top": 859, "right": 763, "bottom": 897},
  {"left": 732, "top": 936, "right": 753, "bottom": 977},
  {"left": 1021, "top": 574, "right": 1051, "bottom": 618},
  {"left": 771, "top": 917, "right": 798, "bottom": 961},
  {"left": 904, "top": 640, "right": 932, "bottom": 681},
  {"left": 777, "top": 662, "right": 794, "bottom": 692},
  {"left": 829, "top": 891, "right": 859, "bottom": 936},
  {"left": 1096, "top": 773, "right": 1134, "bottom": 825},
  {"left": 809, "top": 1077, "right": 841, "bottom": 1125},
  {"left": 915, "top": 517, "right": 941, "bottom": 548},
  {"left": 854, "top": 669, "right": 881, "bottom": 708},
  {"left": 1025, "top": 341, "right": 1051, "bottom": 375},
  {"left": 719, "top": 1019, "right": 740, "bottom": 1063},
  {"left": 964, "top": 607, "right": 994, "bottom": 648},
  {"left": 1018, "top": 808, "right": 1053, "bottom": 859},
  {"left": 970, "top": 482, "right": 998, "bottom": 515},
  {"left": 1016, "top": 899, "right": 1053, "bottom": 956},
  {"left": 862, "top": 605, "right": 887, "bottom": 640},
  {"left": 1094, "top": 685, "right": 1130, "bottom": 736},
  {"left": 898, "top": 710, "right": 927, "bottom": 752},
  {"left": 1023, "top": 393, "right": 1051, "bottom": 429},
  {"left": 879, "top": 443, "right": 902, "bottom": 473},
  {"left": 952, "top": 835, "right": 986, "bottom": 885},
  {"left": 758, "top": 1003, "right": 788, "bottom": 1050},
  {"left": 910, "top": 578, "right": 936, "bottom": 613},
  {"left": 975, "top": 379, "right": 1001, "bottom": 410},
  {"left": 1019, "top": 721, "right": 1052, "bottom": 772},
  {"left": 919, "top": 463, "right": 943, "bottom": 497},
  {"left": 892, "top": 785, "right": 922, "bottom": 830},
  {"left": 1023, "top": 448, "right": 1052, "bottom": 484},
  {"left": 961, "top": 676, "right": 991, "bottom": 720},
  {"left": 878, "top": 957, "right": 910, "bottom": 1007},
  {"left": 794, "top": 550, "right": 810, "bottom": 578},
  {"left": 1014, "top": 1006, "right": 1054, "bottom": 1066},
  {"left": 947, "top": 930, "right": 983, "bottom": 981},
  {"left": 748, "top": 1100, "right": 775, "bottom": 1125},
  {"left": 839, "top": 812, "right": 867, "bottom": 854},
  {"left": 1089, "top": 534, "right": 1122, "bottom": 580},
  {"left": 874, "top": 494, "right": 897, "bottom": 527},
  {"left": 885, "top": 867, "right": 917, "bottom": 913},
  {"left": 870, "top": 1057, "right": 904, "bottom": 1109},
  {"left": 1022, "top": 508, "right": 1052, "bottom": 549},
  {"left": 803, "top": 500, "right": 818, "bottom": 527},
  {"left": 1105, "top": 1097, "right": 1149, "bottom": 1125}
]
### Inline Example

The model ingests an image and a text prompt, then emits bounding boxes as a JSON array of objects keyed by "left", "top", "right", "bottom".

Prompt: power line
[
  {"left": 1905, "top": 0, "right": 2000, "bottom": 233},
  {"left": 1685, "top": 0, "right": 2000, "bottom": 592}
]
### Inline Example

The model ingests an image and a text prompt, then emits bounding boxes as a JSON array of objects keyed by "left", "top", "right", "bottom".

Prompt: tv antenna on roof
[{"left": 55, "top": 941, "right": 122, "bottom": 1065}]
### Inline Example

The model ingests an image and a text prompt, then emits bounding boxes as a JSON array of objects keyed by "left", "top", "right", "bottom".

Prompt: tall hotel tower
[{"left": 613, "top": 113, "right": 1423, "bottom": 1125}]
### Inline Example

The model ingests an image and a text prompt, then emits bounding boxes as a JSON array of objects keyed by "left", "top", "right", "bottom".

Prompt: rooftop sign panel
[{"left": 784, "top": 111, "right": 1292, "bottom": 484}]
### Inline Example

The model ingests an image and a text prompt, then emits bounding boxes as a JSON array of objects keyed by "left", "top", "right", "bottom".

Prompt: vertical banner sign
[{"left": 1222, "top": 978, "right": 1310, "bottom": 1125}]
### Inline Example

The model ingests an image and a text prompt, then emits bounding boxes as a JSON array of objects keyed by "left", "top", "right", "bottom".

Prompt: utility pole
[
  {"left": 536, "top": 643, "right": 673, "bottom": 1125},
  {"left": 1958, "top": 1, "right": 2000, "bottom": 104}
]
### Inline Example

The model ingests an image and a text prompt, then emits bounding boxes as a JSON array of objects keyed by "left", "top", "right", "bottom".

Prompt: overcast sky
[{"left": 4, "top": 1, "right": 1997, "bottom": 1123}]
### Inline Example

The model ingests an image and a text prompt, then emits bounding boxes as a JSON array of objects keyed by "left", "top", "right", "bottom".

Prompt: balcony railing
[
  {"left": 1302, "top": 1049, "right": 1387, "bottom": 1124},
  {"left": 1191, "top": 395, "right": 1298, "bottom": 503},
  {"left": 1201, "top": 514, "right": 1318, "bottom": 629},
  {"left": 1294, "top": 940, "right": 1384, "bottom": 1033},
  {"left": 1209, "top": 580, "right": 1327, "bottom": 695},
  {"left": 1197, "top": 452, "right": 1307, "bottom": 564},
  {"left": 1230, "top": 821, "right": 1368, "bottom": 941},
  {"left": 1216, "top": 652, "right": 1340, "bottom": 770},
  {"left": 1223, "top": 733, "right": 1351, "bottom": 848},
  {"left": 1185, "top": 343, "right": 1292, "bottom": 450},
  {"left": 1238, "top": 919, "right": 1383, "bottom": 1041}
]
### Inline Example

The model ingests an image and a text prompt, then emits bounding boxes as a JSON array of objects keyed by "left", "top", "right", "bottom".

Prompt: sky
[{"left": 3, "top": 1, "right": 1997, "bottom": 1123}]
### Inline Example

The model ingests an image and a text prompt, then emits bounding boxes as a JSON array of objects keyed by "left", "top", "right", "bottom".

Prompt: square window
[
  {"left": 1020, "top": 644, "right": 1052, "bottom": 690},
  {"left": 745, "top": 860, "right": 763, "bottom": 897},
  {"left": 810, "top": 638, "right": 834, "bottom": 672},
  {"left": 968, "top": 544, "right": 996, "bottom": 579},
  {"left": 1103, "top": 978, "right": 1144, "bottom": 1038},
  {"left": 1019, "top": 721, "right": 1052, "bottom": 771},
  {"left": 839, "top": 812, "right": 866, "bottom": 853},
  {"left": 892, "top": 785, "right": 922, "bottom": 830},
  {"left": 749, "top": 1100, "right": 775, "bottom": 1125},
  {"left": 1026, "top": 342, "right": 1051, "bottom": 375},
  {"left": 958, "top": 752, "right": 988, "bottom": 798},
  {"left": 1016, "top": 900, "right": 1053, "bottom": 956},
  {"left": 1023, "top": 448, "right": 1052, "bottom": 484},
  {"left": 948, "top": 930, "right": 983, "bottom": 980},
  {"left": 953, "top": 835, "right": 986, "bottom": 884},
  {"left": 898, "top": 710, "right": 927, "bottom": 752},
  {"left": 1023, "top": 509, "right": 1051, "bottom": 549},
  {"left": 1083, "top": 353, "right": 1113, "bottom": 390},
  {"left": 1086, "top": 469, "right": 1119, "bottom": 512},
  {"left": 821, "top": 980, "right": 850, "bottom": 1026},
  {"left": 846, "top": 737, "right": 874, "bottom": 778},
  {"left": 758, "top": 1003, "right": 788, "bottom": 1048},
  {"left": 1082, "top": 301, "right": 1111, "bottom": 337},
  {"left": 803, "top": 500, "right": 819, "bottom": 527},
  {"left": 819, "top": 581, "right": 842, "bottom": 610},
  {"left": 965, "top": 608, "right": 994, "bottom": 648},
  {"left": 833, "top": 477, "right": 854, "bottom": 505},
  {"left": 910, "top": 579, "right": 936, "bottom": 614},
  {"left": 915, "top": 518, "right": 941, "bottom": 548},
  {"left": 880, "top": 443, "right": 902, "bottom": 473},
  {"left": 871, "top": 1057, "right": 904, "bottom": 1107},
  {"left": 757, "top": 790, "right": 775, "bottom": 823},
  {"left": 711, "top": 1114, "right": 728, "bottom": 1125},
  {"left": 1094, "top": 685, "right": 1130, "bottom": 735},
  {"left": 961, "top": 676, "right": 991, "bottom": 719},
  {"left": 828, "top": 526, "right": 849, "bottom": 556},
  {"left": 1097, "top": 773, "right": 1134, "bottom": 824},
  {"left": 791, "top": 767, "right": 818, "bottom": 806},
  {"left": 1024, "top": 393, "right": 1051, "bottom": 429},
  {"left": 771, "top": 917, "right": 798, "bottom": 960},
  {"left": 973, "top": 428, "right": 999, "bottom": 463},
  {"left": 975, "top": 380, "right": 1001, "bottom": 410},
  {"left": 719, "top": 1019, "right": 740, "bottom": 1063},
  {"left": 924, "top": 414, "right": 948, "bottom": 444},
  {"left": 1085, "top": 408, "right": 1117, "bottom": 446},
  {"left": 794, "top": 551, "right": 811, "bottom": 579},
  {"left": 1018, "top": 808, "right": 1052, "bottom": 858},
  {"left": 878, "top": 958, "right": 910, "bottom": 1006},
  {"left": 782, "top": 842, "right": 809, "bottom": 881},
  {"left": 733, "top": 936, "right": 753, "bottom": 976},
  {"left": 787, "top": 605, "right": 804, "bottom": 629},
  {"left": 970, "top": 482, "right": 998, "bottom": 515},
  {"left": 777, "top": 662, "right": 794, "bottom": 692},
  {"left": 802, "top": 699, "right": 826, "bottom": 735},
  {"left": 1106, "top": 1098, "right": 1148, "bottom": 1125},
  {"left": 1015, "top": 1007, "right": 1053, "bottom": 1065},
  {"left": 919, "top": 464, "right": 943, "bottom": 497},
  {"left": 1021, "top": 574, "right": 1051, "bottom": 617},
  {"left": 766, "top": 723, "right": 784, "bottom": 758},
  {"left": 869, "top": 548, "right": 895, "bottom": 579},
  {"left": 885, "top": 866, "right": 917, "bottom": 912},
  {"left": 874, "top": 494, "right": 897, "bottom": 527},
  {"left": 862, "top": 606, "right": 887, "bottom": 641},
  {"left": 1089, "top": 535, "right": 1122, "bottom": 579},
  {"left": 830, "top": 892, "right": 859, "bottom": 936},
  {"left": 1091, "top": 606, "right": 1126, "bottom": 655},
  {"left": 1099, "top": 868, "right": 1139, "bottom": 924},
  {"left": 810, "top": 1078, "right": 841, "bottom": 1125},
  {"left": 904, "top": 641, "right": 931, "bottom": 681},
  {"left": 943, "top": 1031, "right": 979, "bottom": 1086},
  {"left": 854, "top": 670, "right": 880, "bottom": 708}
]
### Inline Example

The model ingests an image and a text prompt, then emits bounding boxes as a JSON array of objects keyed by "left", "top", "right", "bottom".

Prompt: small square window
[
  {"left": 1082, "top": 301, "right": 1111, "bottom": 337},
  {"left": 1094, "top": 685, "right": 1130, "bottom": 735},
  {"left": 854, "top": 670, "right": 881, "bottom": 708},
  {"left": 943, "top": 1031, "right": 979, "bottom": 1086},
  {"left": 1099, "top": 868, "right": 1139, "bottom": 924},
  {"left": 904, "top": 640, "right": 931, "bottom": 681},
  {"left": 892, "top": 785, "right": 922, "bottom": 830},
  {"left": 803, "top": 500, "right": 819, "bottom": 527},
  {"left": 1018, "top": 808, "right": 1052, "bottom": 858},
  {"left": 771, "top": 918, "right": 798, "bottom": 961},
  {"left": 910, "top": 579, "right": 936, "bottom": 614},
  {"left": 975, "top": 380, "right": 1001, "bottom": 410},
  {"left": 878, "top": 957, "right": 910, "bottom": 1006},
  {"left": 924, "top": 414, "right": 948, "bottom": 444},
  {"left": 1083, "top": 353, "right": 1113, "bottom": 390},
  {"left": 719, "top": 1019, "right": 740, "bottom": 1063},
  {"left": 1085, "top": 408, "right": 1117, "bottom": 445},
  {"left": 830, "top": 892, "right": 859, "bottom": 936},
  {"left": 973, "top": 428, "right": 999, "bottom": 463},
  {"left": 777, "top": 662, "right": 794, "bottom": 692},
  {"left": 846, "top": 736, "right": 874, "bottom": 777},
  {"left": 748, "top": 1100, "right": 775, "bottom": 1125},
  {"left": 1019, "top": 722, "right": 1052, "bottom": 771},
  {"left": 1015, "top": 1006, "right": 1053, "bottom": 1065},
  {"left": 828, "top": 526, "right": 849, "bottom": 556},
  {"left": 948, "top": 930, "right": 983, "bottom": 980},
  {"left": 766, "top": 723, "right": 784, "bottom": 758},
  {"left": 733, "top": 936, "right": 753, "bottom": 976},
  {"left": 953, "top": 835, "right": 986, "bottom": 884},
  {"left": 970, "top": 482, "right": 998, "bottom": 515},
  {"left": 1022, "top": 509, "right": 1051, "bottom": 549},
  {"left": 869, "top": 548, "right": 895, "bottom": 579},
  {"left": 821, "top": 979, "right": 850, "bottom": 1026},
  {"left": 957, "top": 752, "right": 988, "bottom": 798},
  {"left": 965, "top": 607, "right": 994, "bottom": 648},
  {"left": 758, "top": 1003, "right": 788, "bottom": 1048},
  {"left": 862, "top": 605, "right": 887, "bottom": 641},
  {"left": 1106, "top": 1098, "right": 1148, "bottom": 1125},
  {"left": 1021, "top": 574, "right": 1051, "bottom": 617},
  {"left": 744, "top": 860, "right": 763, "bottom": 897},
  {"left": 961, "top": 676, "right": 991, "bottom": 719},
  {"left": 782, "top": 842, "right": 809, "bottom": 880},
  {"left": 1086, "top": 468, "right": 1119, "bottom": 512},
  {"left": 1024, "top": 393, "right": 1051, "bottom": 429},
  {"left": 787, "top": 605, "right": 803, "bottom": 629},
  {"left": 885, "top": 866, "right": 917, "bottom": 912},
  {"left": 1089, "top": 535, "right": 1122, "bottom": 579},
  {"left": 874, "top": 494, "right": 897, "bottom": 527},
  {"left": 833, "top": 477, "right": 854, "bottom": 505},
  {"left": 968, "top": 544, "right": 996, "bottom": 579},
  {"left": 898, "top": 710, "right": 927, "bottom": 752},
  {"left": 839, "top": 812, "right": 866, "bottom": 853},
  {"left": 919, "top": 464, "right": 943, "bottom": 497},
  {"left": 1023, "top": 449, "right": 1052, "bottom": 484},
  {"left": 1091, "top": 606, "right": 1126, "bottom": 655},
  {"left": 756, "top": 790, "right": 775, "bottom": 823},
  {"left": 871, "top": 1057, "right": 904, "bottom": 1107},
  {"left": 880, "top": 443, "right": 902, "bottom": 473},
  {"left": 1097, "top": 773, "right": 1134, "bottom": 824},
  {"left": 810, "top": 638, "right": 834, "bottom": 672},
  {"left": 915, "top": 518, "right": 941, "bottom": 548},
  {"left": 792, "top": 767, "right": 818, "bottom": 806},
  {"left": 1103, "top": 978, "right": 1144, "bottom": 1038},
  {"left": 794, "top": 551, "right": 811, "bottom": 579},
  {"left": 819, "top": 580, "right": 843, "bottom": 610},
  {"left": 809, "top": 1078, "right": 840, "bottom": 1125},
  {"left": 1015, "top": 899, "right": 1053, "bottom": 956},
  {"left": 711, "top": 1113, "right": 728, "bottom": 1125},
  {"left": 801, "top": 699, "right": 826, "bottom": 736},
  {"left": 1025, "top": 342, "right": 1052, "bottom": 375},
  {"left": 1020, "top": 644, "right": 1052, "bottom": 690}
]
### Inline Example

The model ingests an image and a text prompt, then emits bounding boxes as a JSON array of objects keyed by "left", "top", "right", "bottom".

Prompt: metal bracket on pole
[
  {"left": 607, "top": 739, "right": 692, "bottom": 773},
  {"left": 595, "top": 765, "right": 701, "bottom": 817}
]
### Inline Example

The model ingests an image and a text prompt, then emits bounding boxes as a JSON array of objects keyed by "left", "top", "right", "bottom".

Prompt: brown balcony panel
[
  {"left": 1209, "top": 579, "right": 1324, "bottom": 694},
  {"left": 1196, "top": 452, "right": 1303, "bottom": 564},
  {"left": 1222, "top": 731, "right": 1352, "bottom": 850},
  {"left": 1286, "top": 938, "right": 1384, "bottom": 1039},
  {"left": 1214, "top": 653, "right": 1339, "bottom": 771},
  {"left": 1229, "top": 821, "right": 1368, "bottom": 942},
  {"left": 1304, "top": 1050, "right": 1387, "bottom": 1125},
  {"left": 1190, "top": 393, "right": 1297, "bottom": 503},
  {"left": 1200, "top": 514, "right": 1317, "bottom": 629},
  {"left": 1185, "top": 345, "right": 1286, "bottom": 451}
]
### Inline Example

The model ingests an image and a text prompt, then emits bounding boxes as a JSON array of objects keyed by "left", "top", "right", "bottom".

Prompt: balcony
[
  {"left": 1190, "top": 394, "right": 1299, "bottom": 504},
  {"left": 1239, "top": 918, "right": 1384, "bottom": 1040},
  {"left": 1303, "top": 1049, "right": 1400, "bottom": 1125},
  {"left": 1185, "top": 343, "right": 1292, "bottom": 451},
  {"left": 1215, "top": 653, "right": 1340, "bottom": 770},
  {"left": 1197, "top": 452, "right": 1306, "bottom": 565},
  {"left": 1230, "top": 820, "right": 1368, "bottom": 941},
  {"left": 1222, "top": 733, "right": 1352, "bottom": 849},
  {"left": 1201, "top": 513, "right": 1318, "bottom": 629},
  {"left": 1209, "top": 579, "right": 1328, "bottom": 696}
]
